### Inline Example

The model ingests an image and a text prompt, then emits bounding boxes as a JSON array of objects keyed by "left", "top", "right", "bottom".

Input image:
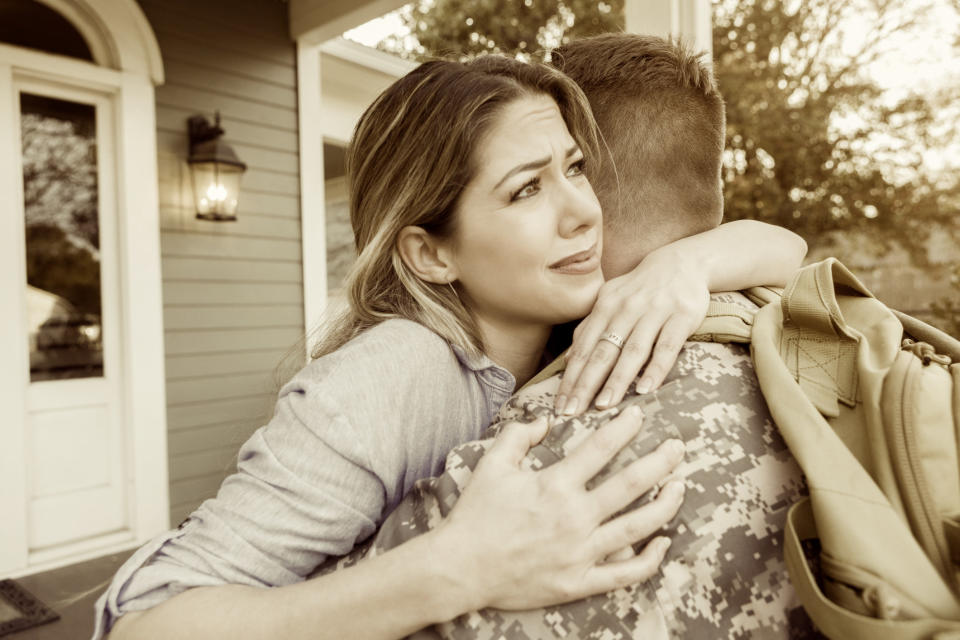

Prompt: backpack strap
[
  {"left": 892, "top": 309, "right": 960, "bottom": 362},
  {"left": 785, "top": 499, "right": 960, "bottom": 640},
  {"left": 778, "top": 259, "right": 872, "bottom": 417}
]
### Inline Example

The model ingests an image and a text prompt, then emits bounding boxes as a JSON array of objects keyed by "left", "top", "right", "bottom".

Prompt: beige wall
[{"left": 138, "top": 0, "right": 303, "bottom": 525}]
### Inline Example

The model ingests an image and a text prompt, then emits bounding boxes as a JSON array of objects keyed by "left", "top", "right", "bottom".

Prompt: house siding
[{"left": 137, "top": 0, "right": 303, "bottom": 526}]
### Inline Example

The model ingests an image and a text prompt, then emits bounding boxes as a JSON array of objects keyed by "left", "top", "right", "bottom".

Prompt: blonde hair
[{"left": 311, "top": 56, "right": 599, "bottom": 360}]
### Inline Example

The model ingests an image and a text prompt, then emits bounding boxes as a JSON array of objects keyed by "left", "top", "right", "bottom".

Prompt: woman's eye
[
  {"left": 566, "top": 159, "right": 586, "bottom": 177},
  {"left": 510, "top": 178, "right": 540, "bottom": 202}
]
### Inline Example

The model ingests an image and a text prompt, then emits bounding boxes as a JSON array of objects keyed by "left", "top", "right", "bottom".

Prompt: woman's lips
[{"left": 549, "top": 244, "right": 600, "bottom": 275}]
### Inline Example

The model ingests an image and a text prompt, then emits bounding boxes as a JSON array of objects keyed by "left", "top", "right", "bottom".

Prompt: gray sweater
[{"left": 92, "top": 319, "right": 515, "bottom": 639}]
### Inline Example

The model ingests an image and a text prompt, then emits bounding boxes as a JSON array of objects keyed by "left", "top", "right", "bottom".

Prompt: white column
[
  {"left": 624, "top": 0, "right": 713, "bottom": 60},
  {"left": 297, "top": 41, "right": 327, "bottom": 360}
]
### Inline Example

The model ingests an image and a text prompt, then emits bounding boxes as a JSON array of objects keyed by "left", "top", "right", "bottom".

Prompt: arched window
[
  {"left": 0, "top": 0, "right": 167, "bottom": 575},
  {"left": 0, "top": 0, "right": 93, "bottom": 61}
]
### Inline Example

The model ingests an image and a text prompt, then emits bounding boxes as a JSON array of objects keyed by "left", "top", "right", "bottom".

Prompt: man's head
[{"left": 551, "top": 34, "right": 726, "bottom": 277}]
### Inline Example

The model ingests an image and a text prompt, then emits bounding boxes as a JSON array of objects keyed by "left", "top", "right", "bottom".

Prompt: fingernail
[
  {"left": 666, "top": 479, "right": 685, "bottom": 499},
  {"left": 626, "top": 405, "right": 643, "bottom": 418},
  {"left": 555, "top": 395, "right": 567, "bottom": 414},
  {"left": 595, "top": 389, "right": 612, "bottom": 408},
  {"left": 635, "top": 379, "right": 652, "bottom": 395},
  {"left": 666, "top": 438, "right": 685, "bottom": 463},
  {"left": 656, "top": 536, "right": 672, "bottom": 554},
  {"left": 561, "top": 397, "right": 579, "bottom": 416}
]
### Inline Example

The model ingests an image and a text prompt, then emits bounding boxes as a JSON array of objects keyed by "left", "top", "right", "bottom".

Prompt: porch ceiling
[{"left": 289, "top": 0, "right": 408, "bottom": 45}]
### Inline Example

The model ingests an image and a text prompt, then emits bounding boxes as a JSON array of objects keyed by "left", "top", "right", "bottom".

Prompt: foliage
[
  {"left": 712, "top": 0, "right": 959, "bottom": 260},
  {"left": 931, "top": 263, "right": 960, "bottom": 335},
  {"left": 21, "top": 109, "right": 100, "bottom": 253},
  {"left": 382, "top": 0, "right": 960, "bottom": 327},
  {"left": 379, "top": 0, "right": 623, "bottom": 60}
]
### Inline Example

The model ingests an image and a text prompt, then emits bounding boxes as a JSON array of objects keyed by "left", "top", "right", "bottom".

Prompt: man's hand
[
  {"left": 434, "top": 407, "right": 685, "bottom": 612},
  {"left": 556, "top": 247, "right": 709, "bottom": 415}
]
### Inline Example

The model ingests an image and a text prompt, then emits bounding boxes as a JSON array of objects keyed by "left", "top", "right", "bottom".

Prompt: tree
[
  {"left": 379, "top": 0, "right": 623, "bottom": 60},
  {"left": 379, "top": 0, "right": 960, "bottom": 331}
]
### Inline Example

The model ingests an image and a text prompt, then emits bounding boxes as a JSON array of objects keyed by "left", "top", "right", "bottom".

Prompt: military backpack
[{"left": 751, "top": 258, "right": 960, "bottom": 639}]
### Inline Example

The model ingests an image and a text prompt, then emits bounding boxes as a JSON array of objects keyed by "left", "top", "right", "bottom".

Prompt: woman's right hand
[{"left": 434, "top": 406, "right": 685, "bottom": 612}]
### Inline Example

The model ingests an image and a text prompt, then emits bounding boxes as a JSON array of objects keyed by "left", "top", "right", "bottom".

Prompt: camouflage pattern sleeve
[{"left": 312, "top": 294, "right": 823, "bottom": 639}]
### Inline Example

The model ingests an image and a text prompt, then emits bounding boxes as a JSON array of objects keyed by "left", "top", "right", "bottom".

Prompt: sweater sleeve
[
  {"left": 90, "top": 320, "right": 501, "bottom": 640},
  {"left": 92, "top": 381, "right": 387, "bottom": 638}
]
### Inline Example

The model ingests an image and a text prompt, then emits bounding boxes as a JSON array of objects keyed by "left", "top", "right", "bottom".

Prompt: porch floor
[{"left": 8, "top": 550, "right": 131, "bottom": 640}]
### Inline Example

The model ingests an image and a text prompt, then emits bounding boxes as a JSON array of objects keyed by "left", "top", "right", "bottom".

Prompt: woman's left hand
[{"left": 556, "top": 246, "right": 710, "bottom": 415}]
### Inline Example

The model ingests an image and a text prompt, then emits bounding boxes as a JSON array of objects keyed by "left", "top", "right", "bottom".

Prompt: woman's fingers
[
  {"left": 556, "top": 302, "right": 616, "bottom": 414},
  {"left": 591, "top": 314, "right": 664, "bottom": 409},
  {"left": 581, "top": 536, "right": 673, "bottom": 596},
  {"left": 591, "top": 478, "right": 685, "bottom": 558},
  {"left": 589, "top": 437, "right": 685, "bottom": 517},
  {"left": 554, "top": 406, "right": 645, "bottom": 485},
  {"left": 633, "top": 314, "right": 698, "bottom": 394},
  {"left": 486, "top": 417, "right": 550, "bottom": 467}
]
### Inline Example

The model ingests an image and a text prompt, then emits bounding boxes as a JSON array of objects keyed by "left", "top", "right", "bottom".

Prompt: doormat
[{"left": 0, "top": 580, "right": 59, "bottom": 637}]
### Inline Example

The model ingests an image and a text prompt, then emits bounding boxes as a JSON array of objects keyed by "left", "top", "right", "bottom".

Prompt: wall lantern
[{"left": 187, "top": 112, "right": 246, "bottom": 221}]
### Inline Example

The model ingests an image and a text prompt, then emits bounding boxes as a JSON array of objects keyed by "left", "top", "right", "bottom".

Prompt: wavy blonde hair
[{"left": 311, "top": 56, "right": 600, "bottom": 360}]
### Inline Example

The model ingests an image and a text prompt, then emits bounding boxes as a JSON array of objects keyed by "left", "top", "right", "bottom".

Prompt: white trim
[
  {"left": 290, "top": 0, "right": 408, "bottom": 45},
  {"left": 320, "top": 38, "right": 417, "bottom": 77},
  {"left": 0, "top": 43, "right": 122, "bottom": 89},
  {"left": 36, "top": 0, "right": 164, "bottom": 85},
  {"left": 298, "top": 42, "right": 327, "bottom": 358},
  {"left": 0, "top": 1, "right": 168, "bottom": 576},
  {"left": 0, "top": 62, "right": 30, "bottom": 575},
  {"left": 115, "top": 72, "right": 170, "bottom": 540},
  {"left": 625, "top": 0, "right": 713, "bottom": 60}
]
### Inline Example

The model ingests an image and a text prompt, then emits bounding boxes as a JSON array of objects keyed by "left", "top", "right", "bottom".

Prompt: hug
[{"left": 93, "top": 32, "right": 940, "bottom": 640}]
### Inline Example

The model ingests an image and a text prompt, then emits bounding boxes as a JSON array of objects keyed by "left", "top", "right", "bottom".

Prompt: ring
[{"left": 599, "top": 332, "right": 625, "bottom": 350}]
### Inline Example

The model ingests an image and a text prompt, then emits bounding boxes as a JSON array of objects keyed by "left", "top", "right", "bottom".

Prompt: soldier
[{"left": 319, "top": 35, "right": 821, "bottom": 639}]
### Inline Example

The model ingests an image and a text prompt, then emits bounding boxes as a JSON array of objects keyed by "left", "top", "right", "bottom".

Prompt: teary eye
[
  {"left": 510, "top": 177, "right": 541, "bottom": 202},
  {"left": 566, "top": 158, "right": 586, "bottom": 177}
]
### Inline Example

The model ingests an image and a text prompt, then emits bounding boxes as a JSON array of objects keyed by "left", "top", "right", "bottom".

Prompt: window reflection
[{"left": 21, "top": 93, "right": 103, "bottom": 381}]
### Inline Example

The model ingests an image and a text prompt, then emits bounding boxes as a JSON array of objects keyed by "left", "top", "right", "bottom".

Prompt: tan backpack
[{"left": 751, "top": 258, "right": 960, "bottom": 639}]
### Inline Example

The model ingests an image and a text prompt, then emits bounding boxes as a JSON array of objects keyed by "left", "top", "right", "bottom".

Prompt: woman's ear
[{"left": 397, "top": 226, "right": 457, "bottom": 284}]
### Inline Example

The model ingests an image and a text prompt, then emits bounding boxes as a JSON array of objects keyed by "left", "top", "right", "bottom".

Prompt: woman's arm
[
  {"left": 109, "top": 410, "right": 685, "bottom": 640},
  {"left": 557, "top": 220, "right": 807, "bottom": 414}
]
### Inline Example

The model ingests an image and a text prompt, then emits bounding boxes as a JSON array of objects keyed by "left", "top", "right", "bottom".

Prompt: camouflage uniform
[{"left": 316, "top": 293, "right": 823, "bottom": 639}]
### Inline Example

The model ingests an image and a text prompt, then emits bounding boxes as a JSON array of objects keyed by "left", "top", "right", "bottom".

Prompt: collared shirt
[{"left": 92, "top": 318, "right": 515, "bottom": 639}]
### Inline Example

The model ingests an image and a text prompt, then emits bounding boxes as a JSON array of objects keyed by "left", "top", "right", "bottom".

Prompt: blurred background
[{"left": 328, "top": 0, "right": 960, "bottom": 334}]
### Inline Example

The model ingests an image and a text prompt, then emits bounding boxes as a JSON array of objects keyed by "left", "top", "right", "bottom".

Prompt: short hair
[
  {"left": 551, "top": 34, "right": 726, "bottom": 238},
  {"left": 312, "top": 56, "right": 600, "bottom": 360}
]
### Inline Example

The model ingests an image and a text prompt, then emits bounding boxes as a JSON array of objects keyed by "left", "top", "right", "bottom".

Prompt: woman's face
[{"left": 445, "top": 93, "right": 604, "bottom": 333}]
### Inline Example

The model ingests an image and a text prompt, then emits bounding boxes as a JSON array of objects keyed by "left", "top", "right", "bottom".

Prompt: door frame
[{"left": 0, "top": 33, "right": 168, "bottom": 576}]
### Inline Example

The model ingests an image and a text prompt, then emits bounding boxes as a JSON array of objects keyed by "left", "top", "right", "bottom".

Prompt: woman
[{"left": 98, "top": 56, "right": 802, "bottom": 640}]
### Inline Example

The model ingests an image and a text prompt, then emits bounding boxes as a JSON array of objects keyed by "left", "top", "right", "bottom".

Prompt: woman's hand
[
  {"left": 435, "top": 407, "right": 685, "bottom": 611},
  {"left": 556, "top": 220, "right": 807, "bottom": 416},
  {"left": 556, "top": 246, "right": 710, "bottom": 416}
]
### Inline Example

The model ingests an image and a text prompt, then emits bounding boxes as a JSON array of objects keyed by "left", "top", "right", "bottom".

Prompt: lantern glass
[{"left": 190, "top": 160, "right": 243, "bottom": 220}]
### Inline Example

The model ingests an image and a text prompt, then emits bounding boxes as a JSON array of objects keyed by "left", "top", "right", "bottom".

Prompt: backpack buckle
[{"left": 901, "top": 338, "right": 952, "bottom": 366}]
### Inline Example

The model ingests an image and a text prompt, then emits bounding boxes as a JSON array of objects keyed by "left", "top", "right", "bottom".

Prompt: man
[{"left": 319, "top": 34, "right": 819, "bottom": 639}]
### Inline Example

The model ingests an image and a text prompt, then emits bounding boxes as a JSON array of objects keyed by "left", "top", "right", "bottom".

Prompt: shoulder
[
  {"left": 281, "top": 319, "right": 471, "bottom": 420},
  {"left": 314, "top": 318, "right": 462, "bottom": 386}
]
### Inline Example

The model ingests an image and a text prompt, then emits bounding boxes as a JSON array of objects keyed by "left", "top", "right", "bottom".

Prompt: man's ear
[{"left": 397, "top": 225, "right": 457, "bottom": 284}]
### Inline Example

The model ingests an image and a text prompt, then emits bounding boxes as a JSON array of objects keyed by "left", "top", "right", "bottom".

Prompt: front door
[{"left": 1, "top": 72, "right": 128, "bottom": 569}]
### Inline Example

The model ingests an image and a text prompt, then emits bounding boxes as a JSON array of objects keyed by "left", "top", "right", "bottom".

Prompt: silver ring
[{"left": 599, "top": 332, "right": 625, "bottom": 350}]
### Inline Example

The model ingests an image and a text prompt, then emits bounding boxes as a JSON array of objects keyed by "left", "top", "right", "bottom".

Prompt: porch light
[{"left": 187, "top": 112, "right": 246, "bottom": 221}]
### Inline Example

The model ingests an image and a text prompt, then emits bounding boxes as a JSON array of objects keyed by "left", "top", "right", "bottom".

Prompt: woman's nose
[{"left": 557, "top": 179, "right": 602, "bottom": 238}]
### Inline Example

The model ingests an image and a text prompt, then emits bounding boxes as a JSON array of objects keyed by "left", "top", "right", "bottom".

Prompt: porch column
[{"left": 624, "top": 0, "right": 713, "bottom": 60}]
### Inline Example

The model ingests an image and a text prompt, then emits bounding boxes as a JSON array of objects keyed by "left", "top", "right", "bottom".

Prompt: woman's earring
[{"left": 447, "top": 281, "right": 460, "bottom": 302}]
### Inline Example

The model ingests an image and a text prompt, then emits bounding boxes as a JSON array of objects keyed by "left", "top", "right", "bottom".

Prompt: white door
[{"left": 1, "top": 72, "right": 128, "bottom": 567}]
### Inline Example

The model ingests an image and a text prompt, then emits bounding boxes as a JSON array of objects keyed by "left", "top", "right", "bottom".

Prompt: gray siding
[{"left": 138, "top": 0, "right": 303, "bottom": 526}]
